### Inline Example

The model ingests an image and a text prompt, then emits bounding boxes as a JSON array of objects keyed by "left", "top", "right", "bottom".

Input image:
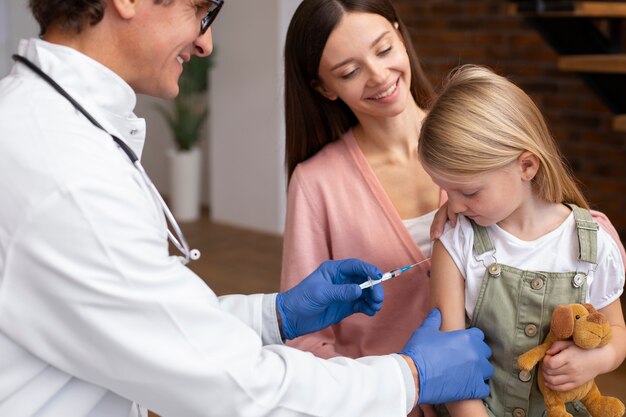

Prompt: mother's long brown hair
[{"left": 284, "top": 0, "right": 434, "bottom": 182}]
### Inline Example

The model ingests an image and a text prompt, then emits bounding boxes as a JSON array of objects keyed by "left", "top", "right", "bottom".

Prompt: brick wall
[{"left": 393, "top": 0, "right": 626, "bottom": 243}]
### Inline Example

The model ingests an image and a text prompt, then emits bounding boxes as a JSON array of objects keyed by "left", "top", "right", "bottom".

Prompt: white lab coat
[{"left": 0, "top": 39, "right": 413, "bottom": 417}]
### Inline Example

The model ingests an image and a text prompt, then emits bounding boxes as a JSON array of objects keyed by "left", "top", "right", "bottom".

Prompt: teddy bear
[{"left": 517, "top": 303, "right": 625, "bottom": 417}]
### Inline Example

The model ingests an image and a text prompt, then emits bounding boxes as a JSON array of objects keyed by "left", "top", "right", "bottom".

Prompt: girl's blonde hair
[{"left": 419, "top": 65, "right": 588, "bottom": 209}]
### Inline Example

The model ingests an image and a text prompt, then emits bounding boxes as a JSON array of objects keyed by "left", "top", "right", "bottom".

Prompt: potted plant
[{"left": 158, "top": 54, "right": 214, "bottom": 222}]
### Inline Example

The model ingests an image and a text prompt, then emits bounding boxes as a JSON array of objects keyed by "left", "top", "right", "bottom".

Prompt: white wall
[
  {"left": 210, "top": 0, "right": 299, "bottom": 235},
  {"left": 0, "top": 1, "right": 8, "bottom": 76},
  {"left": 0, "top": 1, "right": 37, "bottom": 76}
]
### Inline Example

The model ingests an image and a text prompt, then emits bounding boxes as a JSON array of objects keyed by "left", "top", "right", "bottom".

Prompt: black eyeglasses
[{"left": 200, "top": 0, "right": 224, "bottom": 35}]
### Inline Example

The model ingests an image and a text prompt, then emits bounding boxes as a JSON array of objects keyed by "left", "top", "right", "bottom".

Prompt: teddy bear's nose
[{"left": 587, "top": 313, "right": 607, "bottom": 325}]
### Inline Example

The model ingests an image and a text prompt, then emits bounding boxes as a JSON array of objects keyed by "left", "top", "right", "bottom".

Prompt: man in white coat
[{"left": 0, "top": 1, "right": 493, "bottom": 416}]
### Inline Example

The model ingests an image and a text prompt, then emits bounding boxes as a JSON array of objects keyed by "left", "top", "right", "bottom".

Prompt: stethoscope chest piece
[{"left": 190, "top": 249, "right": 201, "bottom": 261}]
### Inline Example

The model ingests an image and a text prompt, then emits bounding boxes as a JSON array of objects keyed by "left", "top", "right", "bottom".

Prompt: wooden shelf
[
  {"left": 509, "top": 2, "right": 626, "bottom": 17},
  {"left": 558, "top": 54, "right": 626, "bottom": 73},
  {"left": 613, "top": 114, "right": 626, "bottom": 132},
  {"left": 508, "top": 1, "right": 626, "bottom": 131}
]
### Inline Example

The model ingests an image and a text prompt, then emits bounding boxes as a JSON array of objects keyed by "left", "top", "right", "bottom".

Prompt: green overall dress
[{"left": 437, "top": 204, "right": 598, "bottom": 417}]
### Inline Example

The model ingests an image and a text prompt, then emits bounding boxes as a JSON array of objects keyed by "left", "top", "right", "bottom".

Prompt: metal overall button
[
  {"left": 487, "top": 263, "right": 501, "bottom": 278},
  {"left": 572, "top": 273, "right": 586, "bottom": 288},
  {"left": 531, "top": 278, "right": 544, "bottom": 290},
  {"left": 513, "top": 407, "right": 526, "bottom": 417},
  {"left": 518, "top": 370, "right": 532, "bottom": 382},
  {"left": 524, "top": 324, "right": 538, "bottom": 337}
]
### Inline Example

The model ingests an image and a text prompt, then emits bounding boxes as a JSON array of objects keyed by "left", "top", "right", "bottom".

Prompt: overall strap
[
  {"left": 567, "top": 204, "right": 598, "bottom": 265},
  {"left": 470, "top": 220, "right": 494, "bottom": 255}
]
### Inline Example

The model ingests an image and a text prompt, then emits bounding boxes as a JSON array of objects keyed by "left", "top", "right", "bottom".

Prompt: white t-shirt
[{"left": 439, "top": 213, "right": 625, "bottom": 318}]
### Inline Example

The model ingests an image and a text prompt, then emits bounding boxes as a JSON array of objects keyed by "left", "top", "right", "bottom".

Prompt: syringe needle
[{"left": 359, "top": 258, "right": 431, "bottom": 290}]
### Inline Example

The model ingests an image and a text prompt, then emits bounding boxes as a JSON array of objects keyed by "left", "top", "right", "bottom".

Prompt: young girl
[{"left": 418, "top": 65, "right": 626, "bottom": 417}]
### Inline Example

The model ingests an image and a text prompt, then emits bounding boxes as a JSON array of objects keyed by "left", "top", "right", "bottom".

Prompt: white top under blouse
[{"left": 402, "top": 209, "right": 437, "bottom": 258}]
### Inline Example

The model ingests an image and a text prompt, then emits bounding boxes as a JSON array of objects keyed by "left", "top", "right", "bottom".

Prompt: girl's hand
[
  {"left": 430, "top": 201, "right": 457, "bottom": 240},
  {"left": 542, "top": 340, "right": 602, "bottom": 391}
]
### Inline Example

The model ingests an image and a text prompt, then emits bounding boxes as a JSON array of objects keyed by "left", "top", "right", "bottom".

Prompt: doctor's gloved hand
[
  {"left": 399, "top": 309, "right": 493, "bottom": 405},
  {"left": 276, "top": 259, "right": 383, "bottom": 340}
]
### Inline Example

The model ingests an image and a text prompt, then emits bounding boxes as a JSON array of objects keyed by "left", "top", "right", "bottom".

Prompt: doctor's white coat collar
[{"left": 16, "top": 38, "right": 147, "bottom": 160}]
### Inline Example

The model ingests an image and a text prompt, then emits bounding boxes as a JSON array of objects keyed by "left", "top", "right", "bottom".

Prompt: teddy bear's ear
[
  {"left": 583, "top": 303, "right": 596, "bottom": 314},
  {"left": 551, "top": 304, "right": 575, "bottom": 339}
]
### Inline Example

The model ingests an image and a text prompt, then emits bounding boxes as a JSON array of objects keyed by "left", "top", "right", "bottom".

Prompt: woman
[{"left": 281, "top": 0, "right": 440, "bottom": 363}]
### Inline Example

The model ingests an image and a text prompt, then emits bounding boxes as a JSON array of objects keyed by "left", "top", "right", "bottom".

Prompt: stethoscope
[{"left": 12, "top": 54, "right": 201, "bottom": 265}]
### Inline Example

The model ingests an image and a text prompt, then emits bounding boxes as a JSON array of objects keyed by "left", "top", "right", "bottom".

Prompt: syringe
[{"left": 359, "top": 258, "right": 431, "bottom": 289}]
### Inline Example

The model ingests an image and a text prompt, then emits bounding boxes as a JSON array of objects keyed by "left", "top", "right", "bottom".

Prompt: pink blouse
[{"left": 281, "top": 130, "right": 444, "bottom": 359}]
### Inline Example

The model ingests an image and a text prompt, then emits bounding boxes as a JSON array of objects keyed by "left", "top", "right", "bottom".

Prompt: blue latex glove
[
  {"left": 276, "top": 259, "right": 384, "bottom": 340},
  {"left": 400, "top": 308, "right": 493, "bottom": 405}
]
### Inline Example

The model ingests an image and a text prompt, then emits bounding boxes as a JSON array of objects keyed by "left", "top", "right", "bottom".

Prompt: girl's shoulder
[
  {"left": 439, "top": 215, "right": 475, "bottom": 250},
  {"left": 443, "top": 214, "right": 475, "bottom": 235}
]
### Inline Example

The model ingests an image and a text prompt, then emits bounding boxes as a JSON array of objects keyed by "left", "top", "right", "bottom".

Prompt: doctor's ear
[
  {"left": 110, "top": 0, "right": 139, "bottom": 19},
  {"left": 311, "top": 79, "right": 338, "bottom": 101}
]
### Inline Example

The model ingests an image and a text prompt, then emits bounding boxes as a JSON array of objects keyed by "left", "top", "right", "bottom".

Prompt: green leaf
[{"left": 179, "top": 54, "right": 214, "bottom": 96}]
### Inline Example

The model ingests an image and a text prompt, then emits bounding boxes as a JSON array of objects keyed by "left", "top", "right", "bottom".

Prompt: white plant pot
[{"left": 167, "top": 147, "right": 202, "bottom": 222}]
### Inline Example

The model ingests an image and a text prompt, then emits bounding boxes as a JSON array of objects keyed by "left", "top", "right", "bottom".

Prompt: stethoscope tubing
[{"left": 11, "top": 54, "right": 199, "bottom": 265}]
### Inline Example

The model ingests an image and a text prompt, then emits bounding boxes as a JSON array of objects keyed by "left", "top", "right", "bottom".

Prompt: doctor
[{"left": 0, "top": 1, "right": 493, "bottom": 416}]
